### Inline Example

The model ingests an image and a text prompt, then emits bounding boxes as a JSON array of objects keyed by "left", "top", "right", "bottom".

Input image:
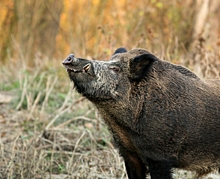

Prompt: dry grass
[{"left": 0, "top": 42, "right": 219, "bottom": 179}]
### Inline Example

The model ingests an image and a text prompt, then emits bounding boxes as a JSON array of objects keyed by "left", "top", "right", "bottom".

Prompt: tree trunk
[
  {"left": 191, "top": 0, "right": 220, "bottom": 48},
  {"left": 190, "top": 0, "right": 220, "bottom": 78}
]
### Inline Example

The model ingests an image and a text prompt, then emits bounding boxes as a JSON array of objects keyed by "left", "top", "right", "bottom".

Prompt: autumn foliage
[{"left": 0, "top": 0, "right": 219, "bottom": 64}]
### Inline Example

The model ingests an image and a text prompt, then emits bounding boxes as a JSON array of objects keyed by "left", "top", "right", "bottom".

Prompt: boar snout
[
  {"left": 63, "top": 55, "right": 95, "bottom": 78},
  {"left": 62, "top": 54, "right": 78, "bottom": 65},
  {"left": 62, "top": 54, "right": 84, "bottom": 73}
]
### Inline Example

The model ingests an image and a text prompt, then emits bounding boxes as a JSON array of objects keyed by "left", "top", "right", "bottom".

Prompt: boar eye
[{"left": 109, "top": 66, "right": 120, "bottom": 73}]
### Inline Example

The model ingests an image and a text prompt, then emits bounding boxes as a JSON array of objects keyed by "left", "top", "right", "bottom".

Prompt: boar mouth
[
  {"left": 65, "top": 66, "right": 83, "bottom": 73},
  {"left": 64, "top": 63, "right": 93, "bottom": 76}
]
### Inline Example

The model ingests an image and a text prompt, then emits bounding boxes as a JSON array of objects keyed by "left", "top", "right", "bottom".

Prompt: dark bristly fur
[{"left": 62, "top": 48, "right": 220, "bottom": 179}]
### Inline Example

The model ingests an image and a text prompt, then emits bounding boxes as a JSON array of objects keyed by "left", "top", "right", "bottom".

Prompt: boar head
[{"left": 62, "top": 48, "right": 156, "bottom": 101}]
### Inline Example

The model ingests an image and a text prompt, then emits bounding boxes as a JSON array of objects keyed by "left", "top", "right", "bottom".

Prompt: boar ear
[
  {"left": 113, "top": 47, "right": 127, "bottom": 55},
  {"left": 130, "top": 54, "right": 156, "bottom": 80}
]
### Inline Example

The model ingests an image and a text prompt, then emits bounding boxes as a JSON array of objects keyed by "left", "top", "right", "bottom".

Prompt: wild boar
[{"left": 62, "top": 48, "right": 220, "bottom": 179}]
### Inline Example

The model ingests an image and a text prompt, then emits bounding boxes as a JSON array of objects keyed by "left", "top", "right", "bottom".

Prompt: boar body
[{"left": 63, "top": 48, "right": 220, "bottom": 179}]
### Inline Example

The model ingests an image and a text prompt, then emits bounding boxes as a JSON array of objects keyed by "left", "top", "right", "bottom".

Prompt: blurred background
[
  {"left": 0, "top": 0, "right": 220, "bottom": 178},
  {"left": 0, "top": 0, "right": 219, "bottom": 63}
]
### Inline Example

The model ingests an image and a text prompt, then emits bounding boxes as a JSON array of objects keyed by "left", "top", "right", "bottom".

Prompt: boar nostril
[
  {"left": 62, "top": 58, "right": 72, "bottom": 65},
  {"left": 62, "top": 54, "right": 77, "bottom": 65},
  {"left": 67, "top": 57, "right": 71, "bottom": 61}
]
